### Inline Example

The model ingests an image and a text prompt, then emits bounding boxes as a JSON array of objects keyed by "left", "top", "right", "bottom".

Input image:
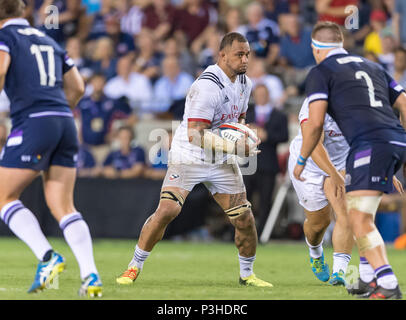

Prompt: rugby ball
[{"left": 218, "top": 123, "right": 259, "bottom": 147}]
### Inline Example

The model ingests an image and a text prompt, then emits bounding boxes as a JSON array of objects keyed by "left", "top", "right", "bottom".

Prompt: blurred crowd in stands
[{"left": 1, "top": 0, "right": 406, "bottom": 238}]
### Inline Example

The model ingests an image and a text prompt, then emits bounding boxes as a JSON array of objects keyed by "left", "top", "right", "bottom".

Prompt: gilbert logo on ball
[{"left": 218, "top": 122, "right": 258, "bottom": 176}]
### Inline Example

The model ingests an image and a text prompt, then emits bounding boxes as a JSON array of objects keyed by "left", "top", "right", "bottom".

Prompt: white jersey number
[
  {"left": 30, "top": 44, "right": 56, "bottom": 87},
  {"left": 355, "top": 71, "right": 383, "bottom": 107}
]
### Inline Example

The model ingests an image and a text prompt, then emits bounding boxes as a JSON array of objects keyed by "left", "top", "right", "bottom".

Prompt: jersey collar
[
  {"left": 214, "top": 64, "right": 236, "bottom": 85},
  {"left": 2, "top": 18, "right": 30, "bottom": 29},
  {"left": 326, "top": 48, "right": 349, "bottom": 58}
]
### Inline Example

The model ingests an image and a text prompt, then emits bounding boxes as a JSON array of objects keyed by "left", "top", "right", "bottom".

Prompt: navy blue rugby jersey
[
  {"left": 0, "top": 18, "right": 75, "bottom": 121},
  {"left": 305, "top": 48, "right": 406, "bottom": 146}
]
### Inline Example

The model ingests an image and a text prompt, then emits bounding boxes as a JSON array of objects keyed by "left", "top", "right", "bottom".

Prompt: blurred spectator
[
  {"left": 76, "top": 73, "right": 135, "bottom": 165},
  {"left": 237, "top": 2, "right": 280, "bottom": 65},
  {"left": 162, "top": 37, "right": 197, "bottom": 76},
  {"left": 38, "top": 0, "right": 86, "bottom": 44},
  {"left": 244, "top": 84, "right": 289, "bottom": 235},
  {"left": 315, "top": 0, "right": 359, "bottom": 26},
  {"left": 76, "top": 143, "right": 100, "bottom": 177},
  {"left": 393, "top": 47, "right": 406, "bottom": 88},
  {"left": 65, "top": 36, "right": 93, "bottom": 80},
  {"left": 351, "top": 0, "right": 372, "bottom": 48},
  {"left": 174, "top": 0, "right": 218, "bottom": 47},
  {"left": 104, "top": 12, "right": 136, "bottom": 58},
  {"left": 85, "top": 0, "right": 119, "bottom": 40},
  {"left": 278, "top": 13, "right": 315, "bottom": 69},
  {"left": 247, "top": 58, "right": 285, "bottom": 109},
  {"left": 102, "top": 125, "right": 146, "bottom": 179},
  {"left": 364, "top": 9, "right": 387, "bottom": 55},
  {"left": 144, "top": 130, "right": 173, "bottom": 180},
  {"left": 104, "top": 55, "right": 153, "bottom": 112},
  {"left": 120, "top": 0, "right": 145, "bottom": 36},
  {"left": 0, "top": 121, "right": 7, "bottom": 151},
  {"left": 133, "top": 29, "right": 163, "bottom": 82},
  {"left": 222, "top": 7, "right": 242, "bottom": 33},
  {"left": 152, "top": 56, "right": 194, "bottom": 114},
  {"left": 393, "top": 0, "right": 406, "bottom": 46},
  {"left": 191, "top": 27, "right": 221, "bottom": 71},
  {"left": 90, "top": 37, "right": 118, "bottom": 80},
  {"left": 142, "top": 0, "right": 177, "bottom": 41},
  {"left": 378, "top": 27, "right": 396, "bottom": 74},
  {"left": 259, "top": 0, "right": 290, "bottom": 22},
  {"left": 363, "top": 50, "right": 380, "bottom": 63},
  {"left": 0, "top": 91, "right": 10, "bottom": 118}
]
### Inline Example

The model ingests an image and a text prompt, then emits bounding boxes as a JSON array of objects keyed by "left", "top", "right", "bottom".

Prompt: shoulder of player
[{"left": 197, "top": 69, "right": 225, "bottom": 91}]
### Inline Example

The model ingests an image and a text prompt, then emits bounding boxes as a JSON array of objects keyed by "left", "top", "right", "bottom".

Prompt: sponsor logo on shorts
[
  {"left": 372, "top": 176, "right": 388, "bottom": 184},
  {"left": 21, "top": 155, "right": 31, "bottom": 162},
  {"left": 169, "top": 174, "right": 180, "bottom": 181},
  {"left": 21, "top": 154, "right": 42, "bottom": 163}
]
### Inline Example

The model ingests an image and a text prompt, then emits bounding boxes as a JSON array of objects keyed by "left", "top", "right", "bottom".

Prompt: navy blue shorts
[
  {"left": 0, "top": 116, "right": 79, "bottom": 171},
  {"left": 345, "top": 142, "right": 406, "bottom": 193}
]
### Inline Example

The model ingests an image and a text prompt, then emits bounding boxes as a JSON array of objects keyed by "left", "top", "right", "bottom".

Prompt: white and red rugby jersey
[
  {"left": 289, "top": 97, "right": 350, "bottom": 174},
  {"left": 170, "top": 64, "right": 252, "bottom": 164}
]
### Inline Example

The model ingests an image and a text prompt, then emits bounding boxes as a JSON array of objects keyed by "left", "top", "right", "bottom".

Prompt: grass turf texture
[{"left": 0, "top": 237, "right": 404, "bottom": 300}]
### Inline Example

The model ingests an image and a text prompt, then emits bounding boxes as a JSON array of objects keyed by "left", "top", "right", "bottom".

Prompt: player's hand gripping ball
[{"left": 218, "top": 123, "right": 260, "bottom": 156}]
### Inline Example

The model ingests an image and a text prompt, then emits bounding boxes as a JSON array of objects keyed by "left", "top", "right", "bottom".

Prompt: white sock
[
  {"left": 60, "top": 212, "right": 98, "bottom": 280},
  {"left": 305, "top": 237, "right": 323, "bottom": 259},
  {"left": 375, "top": 265, "right": 398, "bottom": 290},
  {"left": 239, "top": 254, "right": 255, "bottom": 278},
  {"left": 359, "top": 257, "right": 375, "bottom": 282},
  {"left": 333, "top": 252, "right": 351, "bottom": 274},
  {"left": 129, "top": 244, "right": 150, "bottom": 270},
  {"left": 1, "top": 200, "right": 52, "bottom": 261}
]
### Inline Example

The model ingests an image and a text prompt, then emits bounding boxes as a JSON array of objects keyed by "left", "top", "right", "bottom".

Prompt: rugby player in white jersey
[
  {"left": 116, "top": 32, "right": 273, "bottom": 288},
  {"left": 288, "top": 98, "right": 353, "bottom": 286}
]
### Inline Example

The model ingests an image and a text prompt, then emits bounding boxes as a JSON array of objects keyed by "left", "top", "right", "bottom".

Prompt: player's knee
[
  {"left": 307, "top": 217, "right": 330, "bottom": 234},
  {"left": 231, "top": 209, "right": 255, "bottom": 230},
  {"left": 155, "top": 203, "right": 181, "bottom": 225}
]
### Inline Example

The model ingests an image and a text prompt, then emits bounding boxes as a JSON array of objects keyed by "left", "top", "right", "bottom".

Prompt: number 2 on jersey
[
  {"left": 355, "top": 71, "right": 383, "bottom": 107},
  {"left": 30, "top": 44, "right": 56, "bottom": 87}
]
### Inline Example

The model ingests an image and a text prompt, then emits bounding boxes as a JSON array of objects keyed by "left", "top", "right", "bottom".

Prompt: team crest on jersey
[{"left": 169, "top": 174, "right": 180, "bottom": 181}]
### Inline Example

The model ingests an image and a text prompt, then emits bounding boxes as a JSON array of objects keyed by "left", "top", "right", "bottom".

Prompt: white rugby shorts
[
  {"left": 162, "top": 163, "right": 246, "bottom": 195},
  {"left": 288, "top": 153, "right": 329, "bottom": 212}
]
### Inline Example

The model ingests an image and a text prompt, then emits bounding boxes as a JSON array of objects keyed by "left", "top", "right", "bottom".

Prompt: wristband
[{"left": 297, "top": 155, "right": 307, "bottom": 165}]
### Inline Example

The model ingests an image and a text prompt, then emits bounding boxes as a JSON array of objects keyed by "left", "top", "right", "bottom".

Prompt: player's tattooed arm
[
  {"left": 0, "top": 51, "right": 11, "bottom": 92},
  {"left": 188, "top": 120, "right": 212, "bottom": 147},
  {"left": 188, "top": 120, "right": 237, "bottom": 155}
]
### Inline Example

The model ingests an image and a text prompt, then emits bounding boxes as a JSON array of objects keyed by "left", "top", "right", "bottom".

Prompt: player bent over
[
  {"left": 116, "top": 33, "right": 273, "bottom": 288},
  {"left": 288, "top": 98, "right": 353, "bottom": 285},
  {"left": 294, "top": 21, "right": 406, "bottom": 299},
  {"left": 0, "top": 0, "right": 101, "bottom": 297}
]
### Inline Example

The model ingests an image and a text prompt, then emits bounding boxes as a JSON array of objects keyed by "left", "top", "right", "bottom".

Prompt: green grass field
[{"left": 0, "top": 237, "right": 404, "bottom": 300}]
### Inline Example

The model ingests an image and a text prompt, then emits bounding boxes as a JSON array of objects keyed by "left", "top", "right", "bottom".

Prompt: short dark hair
[
  {"left": 0, "top": 0, "right": 25, "bottom": 20},
  {"left": 311, "top": 21, "right": 344, "bottom": 43},
  {"left": 219, "top": 32, "right": 248, "bottom": 51}
]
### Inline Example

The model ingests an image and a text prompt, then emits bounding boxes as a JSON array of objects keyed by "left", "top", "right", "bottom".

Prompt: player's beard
[{"left": 234, "top": 66, "right": 247, "bottom": 75}]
